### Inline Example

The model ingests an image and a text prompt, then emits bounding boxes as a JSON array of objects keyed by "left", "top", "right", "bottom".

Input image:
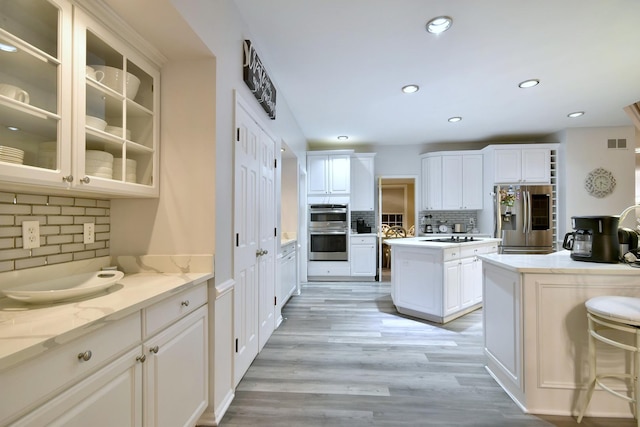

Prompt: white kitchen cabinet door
[
  {"left": 280, "top": 247, "right": 297, "bottom": 305},
  {"left": 143, "top": 306, "right": 208, "bottom": 427},
  {"left": 421, "top": 155, "right": 442, "bottom": 210},
  {"left": 462, "top": 154, "right": 483, "bottom": 209},
  {"left": 494, "top": 148, "right": 550, "bottom": 184},
  {"left": 443, "top": 260, "right": 461, "bottom": 316},
  {"left": 307, "top": 155, "right": 329, "bottom": 194},
  {"left": 73, "top": 8, "right": 160, "bottom": 197},
  {"left": 460, "top": 256, "right": 482, "bottom": 308},
  {"left": 0, "top": 0, "right": 73, "bottom": 189},
  {"left": 520, "top": 148, "right": 550, "bottom": 183},
  {"left": 350, "top": 241, "right": 376, "bottom": 276},
  {"left": 392, "top": 247, "right": 443, "bottom": 315},
  {"left": 350, "top": 154, "right": 375, "bottom": 210},
  {"left": 441, "top": 155, "right": 463, "bottom": 210},
  {"left": 329, "top": 154, "right": 351, "bottom": 194},
  {"left": 12, "top": 348, "right": 142, "bottom": 427}
]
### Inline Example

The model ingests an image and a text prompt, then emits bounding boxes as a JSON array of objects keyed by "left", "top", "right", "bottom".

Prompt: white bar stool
[{"left": 577, "top": 296, "right": 640, "bottom": 426}]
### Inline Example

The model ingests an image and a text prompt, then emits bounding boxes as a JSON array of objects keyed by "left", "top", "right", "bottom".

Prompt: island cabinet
[
  {"left": 388, "top": 238, "right": 498, "bottom": 323},
  {"left": 481, "top": 252, "right": 640, "bottom": 419},
  {"left": 2, "top": 283, "right": 208, "bottom": 427},
  {"left": 307, "top": 151, "right": 353, "bottom": 195},
  {"left": 0, "top": 0, "right": 161, "bottom": 197}
]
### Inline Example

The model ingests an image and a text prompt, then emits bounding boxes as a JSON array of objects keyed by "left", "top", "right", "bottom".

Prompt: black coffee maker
[{"left": 562, "top": 216, "right": 619, "bottom": 263}]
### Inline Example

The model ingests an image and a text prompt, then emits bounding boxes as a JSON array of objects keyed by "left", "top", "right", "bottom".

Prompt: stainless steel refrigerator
[{"left": 494, "top": 184, "right": 554, "bottom": 254}]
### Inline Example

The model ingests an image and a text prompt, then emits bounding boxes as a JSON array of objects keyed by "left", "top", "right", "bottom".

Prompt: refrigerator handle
[
  {"left": 494, "top": 188, "right": 501, "bottom": 238},
  {"left": 523, "top": 190, "right": 529, "bottom": 233}
]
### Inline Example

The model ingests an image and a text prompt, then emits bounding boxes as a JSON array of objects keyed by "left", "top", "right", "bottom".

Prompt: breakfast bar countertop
[
  {"left": 0, "top": 269, "right": 214, "bottom": 372},
  {"left": 480, "top": 250, "right": 640, "bottom": 275}
]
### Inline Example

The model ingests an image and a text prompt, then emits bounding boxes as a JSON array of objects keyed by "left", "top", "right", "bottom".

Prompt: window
[{"left": 382, "top": 214, "right": 403, "bottom": 228}]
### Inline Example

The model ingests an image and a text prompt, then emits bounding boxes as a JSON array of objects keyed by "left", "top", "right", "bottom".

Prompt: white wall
[
  {"left": 168, "top": 0, "right": 308, "bottom": 284},
  {"left": 556, "top": 126, "right": 636, "bottom": 236},
  {"left": 111, "top": 59, "right": 216, "bottom": 256}
]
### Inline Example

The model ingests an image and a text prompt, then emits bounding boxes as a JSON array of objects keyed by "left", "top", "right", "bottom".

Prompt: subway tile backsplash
[{"left": 0, "top": 192, "right": 110, "bottom": 273}]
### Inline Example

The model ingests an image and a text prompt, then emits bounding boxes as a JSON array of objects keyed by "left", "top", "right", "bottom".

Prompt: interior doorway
[{"left": 377, "top": 176, "right": 418, "bottom": 282}]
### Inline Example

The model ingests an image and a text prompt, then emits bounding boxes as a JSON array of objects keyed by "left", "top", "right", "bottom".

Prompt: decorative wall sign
[
  {"left": 584, "top": 167, "right": 616, "bottom": 198},
  {"left": 243, "top": 40, "right": 276, "bottom": 119}
]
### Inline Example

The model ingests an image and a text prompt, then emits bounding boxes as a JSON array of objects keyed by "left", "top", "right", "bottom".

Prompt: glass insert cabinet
[{"left": 0, "top": 0, "right": 160, "bottom": 197}]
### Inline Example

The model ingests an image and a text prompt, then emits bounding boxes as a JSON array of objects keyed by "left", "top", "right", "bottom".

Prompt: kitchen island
[
  {"left": 481, "top": 250, "right": 640, "bottom": 419},
  {"left": 384, "top": 236, "right": 500, "bottom": 323}
]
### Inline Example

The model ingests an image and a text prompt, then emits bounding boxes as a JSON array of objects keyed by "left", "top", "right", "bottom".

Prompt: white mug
[
  {"left": 0, "top": 83, "right": 29, "bottom": 104},
  {"left": 86, "top": 66, "right": 105, "bottom": 83}
]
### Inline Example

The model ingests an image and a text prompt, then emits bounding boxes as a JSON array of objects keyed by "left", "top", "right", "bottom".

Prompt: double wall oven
[{"left": 308, "top": 204, "right": 349, "bottom": 261}]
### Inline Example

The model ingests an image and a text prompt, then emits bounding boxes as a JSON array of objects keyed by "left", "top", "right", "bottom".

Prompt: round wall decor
[{"left": 584, "top": 167, "right": 616, "bottom": 198}]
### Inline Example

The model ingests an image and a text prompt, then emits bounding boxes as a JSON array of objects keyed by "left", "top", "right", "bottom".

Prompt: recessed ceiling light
[
  {"left": 448, "top": 116, "right": 462, "bottom": 123},
  {"left": 0, "top": 42, "right": 17, "bottom": 53},
  {"left": 7, "top": 126, "right": 19, "bottom": 131},
  {"left": 402, "top": 84, "right": 419, "bottom": 94},
  {"left": 426, "top": 16, "right": 453, "bottom": 34},
  {"left": 518, "top": 79, "right": 540, "bottom": 88},
  {"left": 337, "top": 135, "right": 349, "bottom": 141},
  {"left": 567, "top": 111, "right": 585, "bottom": 118}
]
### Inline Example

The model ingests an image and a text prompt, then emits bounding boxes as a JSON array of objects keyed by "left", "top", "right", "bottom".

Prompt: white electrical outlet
[
  {"left": 84, "top": 222, "right": 95, "bottom": 244},
  {"left": 22, "top": 220, "right": 40, "bottom": 249}
]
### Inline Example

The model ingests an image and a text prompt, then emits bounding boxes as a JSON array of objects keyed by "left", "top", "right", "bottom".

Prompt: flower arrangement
[{"left": 499, "top": 189, "right": 516, "bottom": 207}]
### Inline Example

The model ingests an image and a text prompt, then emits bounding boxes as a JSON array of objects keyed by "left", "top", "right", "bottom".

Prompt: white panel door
[
  {"left": 258, "top": 131, "right": 276, "bottom": 351},
  {"left": 234, "top": 103, "right": 260, "bottom": 386}
]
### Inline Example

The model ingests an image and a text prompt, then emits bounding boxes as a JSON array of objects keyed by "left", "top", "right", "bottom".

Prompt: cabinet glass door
[
  {"left": 82, "top": 28, "right": 156, "bottom": 189},
  {"left": 0, "top": 0, "right": 71, "bottom": 184}
]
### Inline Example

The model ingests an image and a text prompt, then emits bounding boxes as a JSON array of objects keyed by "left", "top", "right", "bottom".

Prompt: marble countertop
[
  {"left": 480, "top": 250, "right": 640, "bottom": 275},
  {"left": 281, "top": 238, "right": 297, "bottom": 247},
  {"left": 0, "top": 271, "right": 214, "bottom": 371},
  {"left": 383, "top": 236, "right": 502, "bottom": 249}
]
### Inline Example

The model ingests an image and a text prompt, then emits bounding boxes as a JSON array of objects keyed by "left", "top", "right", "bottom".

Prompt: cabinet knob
[
  {"left": 77, "top": 350, "right": 92, "bottom": 361},
  {"left": 62, "top": 175, "right": 74, "bottom": 183},
  {"left": 136, "top": 354, "right": 146, "bottom": 363},
  {"left": 80, "top": 176, "right": 91, "bottom": 184},
  {"left": 181, "top": 300, "right": 190, "bottom": 307},
  {"left": 150, "top": 345, "right": 159, "bottom": 354}
]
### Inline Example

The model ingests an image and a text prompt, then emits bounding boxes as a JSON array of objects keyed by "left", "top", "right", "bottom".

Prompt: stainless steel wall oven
[{"left": 308, "top": 204, "right": 348, "bottom": 261}]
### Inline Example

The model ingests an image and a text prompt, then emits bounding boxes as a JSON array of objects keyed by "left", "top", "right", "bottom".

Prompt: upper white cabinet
[
  {"left": 0, "top": 0, "right": 160, "bottom": 197},
  {"left": 494, "top": 147, "right": 550, "bottom": 184},
  {"left": 422, "top": 152, "right": 482, "bottom": 211},
  {"left": 421, "top": 155, "right": 442, "bottom": 210},
  {"left": 350, "top": 153, "right": 375, "bottom": 210},
  {"left": 307, "top": 151, "right": 352, "bottom": 195}
]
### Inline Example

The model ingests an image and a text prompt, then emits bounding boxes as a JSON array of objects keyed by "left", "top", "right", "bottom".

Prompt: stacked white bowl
[
  {"left": 0, "top": 146, "right": 24, "bottom": 164},
  {"left": 85, "top": 150, "right": 113, "bottom": 179},
  {"left": 37, "top": 142, "right": 57, "bottom": 169},
  {"left": 113, "top": 158, "right": 137, "bottom": 183}
]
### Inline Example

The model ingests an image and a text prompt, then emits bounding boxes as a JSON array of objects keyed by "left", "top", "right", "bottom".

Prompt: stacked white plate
[
  {"left": 0, "top": 146, "right": 24, "bottom": 164},
  {"left": 37, "top": 142, "right": 57, "bottom": 169},
  {"left": 86, "top": 150, "right": 113, "bottom": 179},
  {"left": 113, "top": 158, "right": 137, "bottom": 183}
]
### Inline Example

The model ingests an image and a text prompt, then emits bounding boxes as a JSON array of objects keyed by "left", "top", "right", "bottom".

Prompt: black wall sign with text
[{"left": 243, "top": 40, "right": 276, "bottom": 119}]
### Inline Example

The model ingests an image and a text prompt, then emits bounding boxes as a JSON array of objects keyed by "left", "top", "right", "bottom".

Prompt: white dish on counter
[{"left": 2, "top": 271, "right": 124, "bottom": 304}]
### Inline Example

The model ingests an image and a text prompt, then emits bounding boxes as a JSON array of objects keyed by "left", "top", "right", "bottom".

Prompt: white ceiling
[{"left": 232, "top": 0, "right": 640, "bottom": 147}]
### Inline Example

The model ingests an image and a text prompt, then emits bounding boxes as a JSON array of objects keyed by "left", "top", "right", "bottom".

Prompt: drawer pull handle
[
  {"left": 136, "top": 354, "right": 146, "bottom": 363},
  {"left": 150, "top": 346, "right": 159, "bottom": 354},
  {"left": 77, "top": 350, "right": 92, "bottom": 361},
  {"left": 80, "top": 176, "right": 91, "bottom": 184},
  {"left": 181, "top": 300, "right": 190, "bottom": 307}
]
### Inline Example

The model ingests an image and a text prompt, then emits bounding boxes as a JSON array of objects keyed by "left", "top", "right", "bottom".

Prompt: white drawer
[
  {"left": 143, "top": 283, "right": 207, "bottom": 338},
  {"left": 281, "top": 242, "right": 296, "bottom": 257},
  {"left": 461, "top": 245, "right": 483, "bottom": 259},
  {"left": 443, "top": 247, "right": 461, "bottom": 262},
  {"left": 307, "top": 261, "right": 350, "bottom": 276},
  {"left": 0, "top": 312, "right": 141, "bottom": 425},
  {"left": 351, "top": 236, "right": 376, "bottom": 245}
]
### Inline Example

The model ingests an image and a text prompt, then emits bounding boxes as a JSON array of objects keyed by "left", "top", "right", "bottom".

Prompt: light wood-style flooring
[{"left": 219, "top": 273, "right": 635, "bottom": 426}]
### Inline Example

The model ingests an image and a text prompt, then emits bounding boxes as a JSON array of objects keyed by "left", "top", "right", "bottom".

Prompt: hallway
[{"left": 219, "top": 280, "right": 633, "bottom": 426}]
